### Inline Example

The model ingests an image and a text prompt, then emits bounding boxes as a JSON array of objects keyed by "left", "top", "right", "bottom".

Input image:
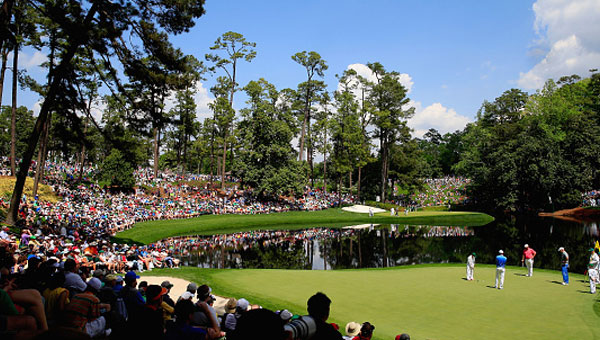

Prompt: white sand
[
  {"left": 140, "top": 275, "right": 231, "bottom": 315},
  {"left": 341, "top": 204, "right": 386, "bottom": 214}
]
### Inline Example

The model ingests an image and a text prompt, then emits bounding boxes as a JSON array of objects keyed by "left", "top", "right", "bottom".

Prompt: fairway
[
  {"left": 145, "top": 265, "right": 599, "bottom": 340},
  {"left": 115, "top": 208, "right": 494, "bottom": 244}
]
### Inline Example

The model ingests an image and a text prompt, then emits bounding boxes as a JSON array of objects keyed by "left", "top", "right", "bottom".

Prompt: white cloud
[
  {"left": 7, "top": 50, "right": 47, "bottom": 72},
  {"left": 518, "top": 0, "right": 600, "bottom": 89},
  {"left": 194, "top": 81, "right": 214, "bottom": 121},
  {"left": 408, "top": 102, "right": 471, "bottom": 138}
]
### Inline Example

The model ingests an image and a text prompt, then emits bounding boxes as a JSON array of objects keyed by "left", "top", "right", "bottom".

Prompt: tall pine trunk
[
  {"left": 357, "top": 167, "right": 362, "bottom": 201},
  {"left": 0, "top": 47, "right": 8, "bottom": 108},
  {"left": 77, "top": 116, "right": 88, "bottom": 182},
  {"left": 153, "top": 126, "right": 160, "bottom": 179},
  {"left": 32, "top": 112, "right": 51, "bottom": 198},
  {"left": 10, "top": 41, "right": 18, "bottom": 175},
  {"left": 4, "top": 2, "right": 99, "bottom": 226},
  {"left": 221, "top": 129, "right": 227, "bottom": 190}
]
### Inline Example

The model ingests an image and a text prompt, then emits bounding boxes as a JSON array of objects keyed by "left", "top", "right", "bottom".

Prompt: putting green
[
  {"left": 115, "top": 208, "right": 493, "bottom": 244},
  {"left": 145, "top": 265, "right": 599, "bottom": 340}
]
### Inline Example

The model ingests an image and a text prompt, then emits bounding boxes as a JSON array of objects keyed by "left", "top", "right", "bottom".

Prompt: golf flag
[{"left": 595, "top": 240, "right": 600, "bottom": 251}]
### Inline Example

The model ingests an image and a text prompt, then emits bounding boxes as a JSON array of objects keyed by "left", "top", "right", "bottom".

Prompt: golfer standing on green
[
  {"left": 558, "top": 247, "right": 569, "bottom": 285},
  {"left": 466, "top": 253, "right": 476, "bottom": 280},
  {"left": 495, "top": 250, "right": 507, "bottom": 289},
  {"left": 521, "top": 244, "right": 536, "bottom": 277}
]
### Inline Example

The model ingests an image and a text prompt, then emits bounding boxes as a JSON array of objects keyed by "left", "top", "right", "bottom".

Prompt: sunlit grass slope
[
  {"left": 115, "top": 208, "right": 494, "bottom": 244},
  {"left": 144, "top": 265, "right": 599, "bottom": 340}
]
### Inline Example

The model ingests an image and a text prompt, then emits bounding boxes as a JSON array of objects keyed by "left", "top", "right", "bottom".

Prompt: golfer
[
  {"left": 466, "top": 253, "right": 476, "bottom": 280},
  {"left": 521, "top": 244, "right": 537, "bottom": 277},
  {"left": 495, "top": 250, "right": 507, "bottom": 289},
  {"left": 558, "top": 247, "right": 569, "bottom": 285},
  {"left": 588, "top": 248, "right": 599, "bottom": 294}
]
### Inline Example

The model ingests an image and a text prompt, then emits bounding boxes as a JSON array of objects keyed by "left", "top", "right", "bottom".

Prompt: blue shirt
[{"left": 496, "top": 255, "right": 507, "bottom": 268}]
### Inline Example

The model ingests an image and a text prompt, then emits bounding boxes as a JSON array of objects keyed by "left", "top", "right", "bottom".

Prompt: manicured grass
[
  {"left": 115, "top": 208, "right": 494, "bottom": 244},
  {"left": 143, "top": 265, "right": 599, "bottom": 340}
]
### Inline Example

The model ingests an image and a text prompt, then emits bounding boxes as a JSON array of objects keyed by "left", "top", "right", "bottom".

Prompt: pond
[{"left": 169, "top": 215, "right": 600, "bottom": 273}]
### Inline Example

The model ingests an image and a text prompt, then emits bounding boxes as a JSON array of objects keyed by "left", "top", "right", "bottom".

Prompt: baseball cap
[
  {"left": 187, "top": 282, "right": 197, "bottom": 293},
  {"left": 161, "top": 280, "right": 174, "bottom": 289},
  {"left": 87, "top": 277, "right": 102, "bottom": 291},
  {"left": 396, "top": 334, "right": 411, "bottom": 340},
  {"left": 146, "top": 285, "right": 167, "bottom": 302},
  {"left": 558, "top": 247, "right": 564, "bottom": 251},
  {"left": 124, "top": 271, "right": 140, "bottom": 282},
  {"left": 589, "top": 248, "right": 595, "bottom": 252},
  {"left": 237, "top": 298, "right": 249, "bottom": 311},
  {"left": 498, "top": 250, "right": 504, "bottom": 254},
  {"left": 524, "top": 244, "right": 529, "bottom": 248}
]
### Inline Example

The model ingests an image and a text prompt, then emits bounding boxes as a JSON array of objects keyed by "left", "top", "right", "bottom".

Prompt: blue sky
[{"left": 4, "top": 0, "right": 600, "bottom": 137}]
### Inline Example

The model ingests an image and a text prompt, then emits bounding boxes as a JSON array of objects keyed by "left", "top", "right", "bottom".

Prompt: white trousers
[
  {"left": 589, "top": 269, "right": 598, "bottom": 294},
  {"left": 495, "top": 267, "right": 505, "bottom": 289},
  {"left": 526, "top": 258, "right": 534, "bottom": 276},
  {"left": 85, "top": 316, "right": 106, "bottom": 338},
  {"left": 466, "top": 265, "right": 474, "bottom": 280}
]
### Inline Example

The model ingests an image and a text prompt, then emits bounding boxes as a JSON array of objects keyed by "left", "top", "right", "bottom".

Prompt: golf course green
[
  {"left": 115, "top": 208, "right": 494, "bottom": 244},
  {"left": 143, "top": 265, "right": 599, "bottom": 340}
]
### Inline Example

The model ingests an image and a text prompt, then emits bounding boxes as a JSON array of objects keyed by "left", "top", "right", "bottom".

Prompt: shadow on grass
[
  {"left": 576, "top": 290, "right": 592, "bottom": 294},
  {"left": 548, "top": 280, "right": 565, "bottom": 285},
  {"left": 513, "top": 273, "right": 527, "bottom": 277}
]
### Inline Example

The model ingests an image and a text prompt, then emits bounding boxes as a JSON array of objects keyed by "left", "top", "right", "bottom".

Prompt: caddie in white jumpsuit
[
  {"left": 466, "top": 253, "right": 476, "bottom": 280},
  {"left": 589, "top": 248, "right": 599, "bottom": 294}
]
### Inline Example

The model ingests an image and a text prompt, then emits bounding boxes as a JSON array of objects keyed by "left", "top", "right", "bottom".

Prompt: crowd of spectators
[
  {"left": 409, "top": 177, "right": 470, "bottom": 207},
  {"left": 1, "top": 244, "right": 411, "bottom": 339},
  {"left": 583, "top": 190, "right": 600, "bottom": 207}
]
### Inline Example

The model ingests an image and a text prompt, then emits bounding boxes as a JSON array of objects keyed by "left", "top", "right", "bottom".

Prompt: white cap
[
  {"left": 498, "top": 250, "right": 504, "bottom": 254},
  {"left": 558, "top": 247, "right": 564, "bottom": 251},
  {"left": 87, "top": 277, "right": 102, "bottom": 291},
  {"left": 237, "top": 298, "right": 249, "bottom": 311},
  {"left": 524, "top": 244, "right": 529, "bottom": 248},
  {"left": 181, "top": 291, "right": 193, "bottom": 300}
]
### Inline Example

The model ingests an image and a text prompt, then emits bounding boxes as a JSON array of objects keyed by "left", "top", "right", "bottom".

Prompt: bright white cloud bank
[
  {"left": 408, "top": 101, "right": 471, "bottom": 138},
  {"left": 518, "top": 0, "right": 600, "bottom": 89},
  {"left": 342, "top": 64, "right": 470, "bottom": 138}
]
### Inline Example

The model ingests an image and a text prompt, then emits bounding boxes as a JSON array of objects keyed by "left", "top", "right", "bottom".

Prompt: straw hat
[{"left": 345, "top": 322, "right": 361, "bottom": 337}]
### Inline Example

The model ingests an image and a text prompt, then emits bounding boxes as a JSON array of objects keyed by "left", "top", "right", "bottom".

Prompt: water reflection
[{"left": 161, "top": 216, "right": 599, "bottom": 273}]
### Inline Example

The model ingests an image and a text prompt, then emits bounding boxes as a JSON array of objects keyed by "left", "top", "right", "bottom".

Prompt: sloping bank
[{"left": 114, "top": 208, "right": 494, "bottom": 244}]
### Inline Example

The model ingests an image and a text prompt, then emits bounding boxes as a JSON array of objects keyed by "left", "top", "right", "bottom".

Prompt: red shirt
[{"left": 523, "top": 248, "right": 536, "bottom": 259}]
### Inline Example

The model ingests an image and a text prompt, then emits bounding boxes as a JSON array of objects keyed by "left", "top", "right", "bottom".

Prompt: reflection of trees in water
[{"left": 174, "top": 216, "right": 598, "bottom": 273}]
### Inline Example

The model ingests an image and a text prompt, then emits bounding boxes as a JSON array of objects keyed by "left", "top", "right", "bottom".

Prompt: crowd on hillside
[
  {"left": 409, "top": 177, "right": 470, "bottom": 207},
  {"left": 583, "top": 190, "right": 600, "bottom": 207}
]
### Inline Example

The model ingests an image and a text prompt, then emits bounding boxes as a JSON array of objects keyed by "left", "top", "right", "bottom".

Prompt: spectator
[
  {"left": 63, "top": 259, "right": 86, "bottom": 295},
  {"left": 119, "top": 271, "right": 144, "bottom": 318},
  {"left": 42, "top": 272, "right": 69, "bottom": 326},
  {"left": 128, "top": 284, "right": 167, "bottom": 339},
  {"left": 62, "top": 277, "right": 111, "bottom": 337},
  {"left": 307, "top": 292, "right": 343, "bottom": 340},
  {"left": 344, "top": 322, "right": 360, "bottom": 340},
  {"left": 352, "top": 322, "right": 375, "bottom": 340},
  {"left": 191, "top": 285, "right": 221, "bottom": 336},
  {"left": 228, "top": 309, "right": 286, "bottom": 340},
  {"left": 165, "top": 299, "right": 209, "bottom": 340}
]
